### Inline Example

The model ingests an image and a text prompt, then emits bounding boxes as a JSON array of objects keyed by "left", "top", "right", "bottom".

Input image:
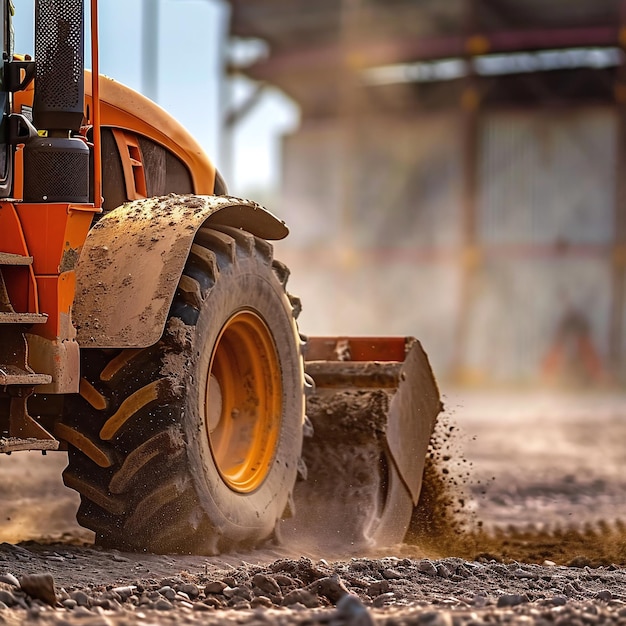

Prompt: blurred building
[{"left": 227, "top": 0, "right": 626, "bottom": 386}]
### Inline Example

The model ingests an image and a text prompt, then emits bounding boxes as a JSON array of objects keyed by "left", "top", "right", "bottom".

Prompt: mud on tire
[{"left": 60, "top": 225, "right": 305, "bottom": 554}]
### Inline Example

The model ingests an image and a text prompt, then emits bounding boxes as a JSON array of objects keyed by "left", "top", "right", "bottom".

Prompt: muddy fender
[{"left": 73, "top": 194, "right": 288, "bottom": 348}]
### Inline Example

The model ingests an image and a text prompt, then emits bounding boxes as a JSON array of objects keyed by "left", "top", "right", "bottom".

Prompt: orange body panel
[
  {"left": 112, "top": 129, "right": 148, "bottom": 200},
  {"left": 0, "top": 203, "right": 38, "bottom": 312},
  {"left": 12, "top": 145, "right": 24, "bottom": 202},
  {"left": 6, "top": 203, "right": 98, "bottom": 340},
  {"left": 6, "top": 70, "right": 217, "bottom": 341},
  {"left": 0, "top": 202, "right": 31, "bottom": 257},
  {"left": 15, "top": 204, "right": 96, "bottom": 276},
  {"left": 35, "top": 273, "right": 76, "bottom": 340},
  {"left": 305, "top": 336, "right": 412, "bottom": 362},
  {"left": 84, "top": 72, "right": 215, "bottom": 195},
  {"left": 11, "top": 72, "right": 216, "bottom": 197}
]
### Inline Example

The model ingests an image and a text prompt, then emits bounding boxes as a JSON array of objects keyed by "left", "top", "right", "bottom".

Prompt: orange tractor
[{"left": 0, "top": 0, "right": 440, "bottom": 554}]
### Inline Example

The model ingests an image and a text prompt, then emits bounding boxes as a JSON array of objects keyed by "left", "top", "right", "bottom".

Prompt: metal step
[
  {"left": 0, "top": 437, "right": 59, "bottom": 453},
  {"left": 0, "top": 252, "right": 33, "bottom": 266},
  {"left": 0, "top": 365, "right": 52, "bottom": 386},
  {"left": 0, "top": 312, "right": 47, "bottom": 324}
]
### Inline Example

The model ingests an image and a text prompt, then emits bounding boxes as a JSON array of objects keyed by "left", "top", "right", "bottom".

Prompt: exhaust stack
[
  {"left": 33, "top": 0, "right": 85, "bottom": 132},
  {"left": 24, "top": 0, "right": 89, "bottom": 203}
]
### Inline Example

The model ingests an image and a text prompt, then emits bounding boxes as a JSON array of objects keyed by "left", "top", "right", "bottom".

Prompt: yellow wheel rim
[{"left": 205, "top": 310, "right": 282, "bottom": 493}]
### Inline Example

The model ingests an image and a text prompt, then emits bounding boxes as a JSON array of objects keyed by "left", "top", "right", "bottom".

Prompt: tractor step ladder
[{"left": 0, "top": 253, "right": 58, "bottom": 453}]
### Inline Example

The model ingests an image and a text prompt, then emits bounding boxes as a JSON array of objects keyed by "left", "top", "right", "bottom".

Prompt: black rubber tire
[{"left": 61, "top": 225, "right": 305, "bottom": 554}]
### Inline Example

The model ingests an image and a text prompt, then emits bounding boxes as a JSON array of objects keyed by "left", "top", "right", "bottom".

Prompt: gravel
[{"left": 0, "top": 551, "right": 625, "bottom": 624}]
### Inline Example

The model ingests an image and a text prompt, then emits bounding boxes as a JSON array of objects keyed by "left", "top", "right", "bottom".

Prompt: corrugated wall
[
  {"left": 478, "top": 109, "right": 615, "bottom": 246},
  {"left": 279, "top": 113, "right": 463, "bottom": 378},
  {"left": 470, "top": 107, "right": 616, "bottom": 381},
  {"left": 278, "top": 106, "right": 618, "bottom": 383}
]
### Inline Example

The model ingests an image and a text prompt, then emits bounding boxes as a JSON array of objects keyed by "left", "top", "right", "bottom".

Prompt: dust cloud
[
  {"left": 2, "top": 389, "right": 626, "bottom": 568},
  {"left": 404, "top": 389, "right": 626, "bottom": 566}
]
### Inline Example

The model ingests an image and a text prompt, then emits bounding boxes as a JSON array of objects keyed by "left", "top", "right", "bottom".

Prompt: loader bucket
[{"left": 282, "top": 336, "right": 441, "bottom": 551}]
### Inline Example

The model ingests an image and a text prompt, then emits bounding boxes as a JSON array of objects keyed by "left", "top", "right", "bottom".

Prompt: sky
[{"left": 12, "top": 0, "right": 298, "bottom": 195}]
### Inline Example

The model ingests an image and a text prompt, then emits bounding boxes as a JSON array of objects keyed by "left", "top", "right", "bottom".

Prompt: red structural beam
[{"left": 242, "top": 26, "right": 619, "bottom": 79}]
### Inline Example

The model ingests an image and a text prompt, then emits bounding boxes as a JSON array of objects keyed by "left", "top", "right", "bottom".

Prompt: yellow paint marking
[
  {"left": 55, "top": 423, "right": 113, "bottom": 468},
  {"left": 100, "top": 348, "right": 143, "bottom": 382},
  {"left": 100, "top": 379, "right": 166, "bottom": 440},
  {"left": 79, "top": 378, "right": 108, "bottom": 411}
]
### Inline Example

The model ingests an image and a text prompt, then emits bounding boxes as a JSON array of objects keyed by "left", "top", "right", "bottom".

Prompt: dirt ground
[
  {"left": 0, "top": 388, "right": 625, "bottom": 624},
  {"left": 448, "top": 389, "right": 626, "bottom": 529}
]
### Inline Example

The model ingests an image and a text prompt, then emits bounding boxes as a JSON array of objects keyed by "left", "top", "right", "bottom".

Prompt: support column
[
  {"left": 452, "top": 0, "right": 487, "bottom": 383},
  {"left": 337, "top": 0, "right": 362, "bottom": 268},
  {"left": 608, "top": 1, "right": 626, "bottom": 382},
  {"left": 141, "top": 0, "right": 159, "bottom": 102}
]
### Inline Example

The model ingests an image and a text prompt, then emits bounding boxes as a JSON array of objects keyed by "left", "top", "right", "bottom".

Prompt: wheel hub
[{"left": 205, "top": 310, "right": 282, "bottom": 493}]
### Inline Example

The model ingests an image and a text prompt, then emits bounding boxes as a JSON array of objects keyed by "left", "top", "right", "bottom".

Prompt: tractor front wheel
[{"left": 60, "top": 225, "right": 305, "bottom": 554}]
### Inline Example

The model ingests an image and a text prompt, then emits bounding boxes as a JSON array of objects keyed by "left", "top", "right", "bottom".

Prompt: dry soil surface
[{"left": 0, "top": 389, "right": 625, "bottom": 625}]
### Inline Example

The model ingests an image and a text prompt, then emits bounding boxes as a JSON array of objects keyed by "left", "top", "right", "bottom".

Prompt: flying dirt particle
[
  {"left": 406, "top": 411, "right": 474, "bottom": 556},
  {"left": 404, "top": 410, "right": 626, "bottom": 567}
]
